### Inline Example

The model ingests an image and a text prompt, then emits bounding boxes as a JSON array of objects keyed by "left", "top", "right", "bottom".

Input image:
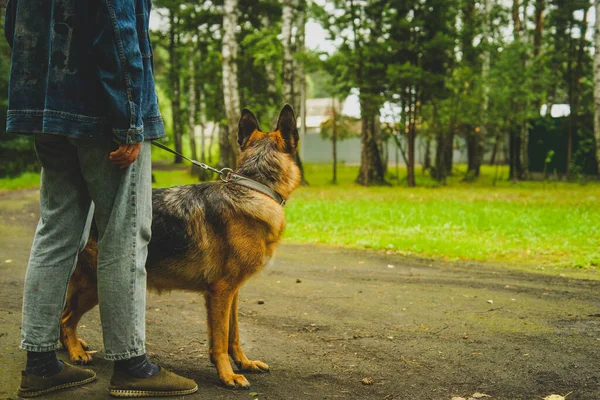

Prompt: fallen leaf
[
  {"left": 543, "top": 396, "right": 566, "bottom": 400},
  {"left": 361, "top": 377, "right": 374, "bottom": 385},
  {"left": 471, "top": 393, "right": 491, "bottom": 399},
  {"left": 451, "top": 397, "right": 467, "bottom": 400},
  {"left": 248, "top": 392, "right": 261, "bottom": 397}
]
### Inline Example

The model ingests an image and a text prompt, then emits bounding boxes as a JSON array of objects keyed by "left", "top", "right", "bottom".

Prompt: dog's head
[
  {"left": 237, "top": 105, "right": 299, "bottom": 155},
  {"left": 236, "top": 105, "right": 301, "bottom": 197}
]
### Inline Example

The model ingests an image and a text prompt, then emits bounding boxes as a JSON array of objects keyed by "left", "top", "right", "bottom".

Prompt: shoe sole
[
  {"left": 18, "top": 374, "right": 97, "bottom": 398},
  {"left": 108, "top": 384, "right": 199, "bottom": 398}
]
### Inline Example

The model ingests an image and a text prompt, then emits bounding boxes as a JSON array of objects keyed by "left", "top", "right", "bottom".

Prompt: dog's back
[{"left": 145, "top": 181, "right": 288, "bottom": 292}]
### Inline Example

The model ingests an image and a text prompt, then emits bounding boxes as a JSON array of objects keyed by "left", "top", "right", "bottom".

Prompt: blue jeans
[{"left": 20, "top": 134, "right": 152, "bottom": 361}]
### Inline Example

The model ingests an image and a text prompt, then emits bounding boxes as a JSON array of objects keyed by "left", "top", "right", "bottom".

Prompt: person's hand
[{"left": 109, "top": 143, "right": 142, "bottom": 169}]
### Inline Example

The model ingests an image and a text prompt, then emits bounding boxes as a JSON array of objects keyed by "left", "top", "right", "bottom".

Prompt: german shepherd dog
[{"left": 59, "top": 106, "right": 301, "bottom": 389}]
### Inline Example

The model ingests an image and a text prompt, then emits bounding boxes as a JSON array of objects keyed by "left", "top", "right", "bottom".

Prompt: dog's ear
[
  {"left": 276, "top": 104, "right": 299, "bottom": 153},
  {"left": 238, "top": 108, "right": 260, "bottom": 149}
]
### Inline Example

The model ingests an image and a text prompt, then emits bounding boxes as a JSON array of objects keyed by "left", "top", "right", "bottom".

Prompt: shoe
[
  {"left": 18, "top": 363, "right": 96, "bottom": 398},
  {"left": 108, "top": 368, "right": 198, "bottom": 398}
]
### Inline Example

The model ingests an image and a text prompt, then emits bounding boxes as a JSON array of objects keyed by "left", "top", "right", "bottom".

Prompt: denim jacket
[{"left": 4, "top": 0, "right": 164, "bottom": 144}]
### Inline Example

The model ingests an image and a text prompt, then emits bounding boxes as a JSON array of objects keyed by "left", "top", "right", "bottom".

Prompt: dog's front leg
[
  {"left": 60, "top": 266, "right": 98, "bottom": 365},
  {"left": 204, "top": 280, "right": 251, "bottom": 389},
  {"left": 228, "top": 291, "right": 270, "bottom": 373}
]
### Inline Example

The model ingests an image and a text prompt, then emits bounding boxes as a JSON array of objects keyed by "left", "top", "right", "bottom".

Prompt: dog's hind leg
[
  {"left": 60, "top": 265, "right": 98, "bottom": 365},
  {"left": 205, "top": 280, "right": 251, "bottom": 389},
  {"left": 228, "top": 291, "right": 270, "bottom": 373}
]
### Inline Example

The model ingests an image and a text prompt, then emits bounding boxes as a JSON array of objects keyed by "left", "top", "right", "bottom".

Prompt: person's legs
[
  {"left": 21, "top": 135, "right": 93, "bottom": 374},
  {"left": 76, "top": 137, "right": 152, "bottom": 362},
  {"left": 18, "top": 135, "right": 97, "bottom": 397},
  {"left": 76, "top": 138, "right": 197, "bottom": 396}
]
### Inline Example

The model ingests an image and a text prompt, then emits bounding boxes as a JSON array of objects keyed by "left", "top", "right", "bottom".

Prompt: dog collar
[{"left": 225, "top": 172, "right": 286, "bottom": 206}]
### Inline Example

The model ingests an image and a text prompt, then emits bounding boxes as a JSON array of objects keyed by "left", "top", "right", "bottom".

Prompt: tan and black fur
[{"left": 59, "top": 106, "right": 301, "bottom": 389}]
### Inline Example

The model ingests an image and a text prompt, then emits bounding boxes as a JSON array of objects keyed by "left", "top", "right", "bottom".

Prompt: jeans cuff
[
  {"left": 103, "top": 347, "right": 146, "bottom": 361},
  {"left": 20, "top": 342, "right": 60, "bottom": 352}
]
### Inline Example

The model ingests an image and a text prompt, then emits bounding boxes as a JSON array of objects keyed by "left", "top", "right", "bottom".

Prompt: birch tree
[
  {"left": 221, "top": 0, "right": 241, "bottom": 169},
  {"left": 281, "top": 0, "right": 308, "bottom": 184},
  {"left": 169, "top": 6, "right": 183, "bottom": 163},
  {"left": 282, "top": 0, "right": 294, "bottom": 105}
]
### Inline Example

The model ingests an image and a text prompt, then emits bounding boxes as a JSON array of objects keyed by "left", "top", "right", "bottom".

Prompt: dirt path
[{"left": 0, "top": 190, "right": 599, "bottom": 400}]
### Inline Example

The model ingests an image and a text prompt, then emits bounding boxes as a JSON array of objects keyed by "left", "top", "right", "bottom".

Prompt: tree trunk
[
  {"left": 356, "top": 92, "right": 386, "bottom": 186},
  {"left": 465, "top": 126, "right": 483, "bottom": 179},
  {"left": 332, "top": 97, "right": 337, "bottom": 184},
  {"left": 519, "top": 122, "right": 529, "bottom": 180},
  {"left": 434, "top": 133, "right": 446, "bottom": 183},
  {"left": 218, "top": 124, "right": 231, "bottom": 169},
  {"left": 282, "top": 0, "right": 294, "bottom": 105},
  {"left": 462, "top": 0, "right": 482, "bottom": 179},
  {"left": 198, "top": 64, "right": 208, "bottom": 181},
  {"left": 407, "top": 120, "right": 416, "bottom": 187},
  {"left": 512, "top": 0, "right": 521, "bottom": 39},
  {"left": 481, "top": 0, "right": 492, "bottom": 165},
  {"left": 446, "top": 130, "right": 454, "bottom": 175},
  {"left": 510, "top": 0, "right": 527, "bottom": 179},
  {"left": 282, "top": 0, "right": 308, "bottom": 185},
  {"left": 567, "top": 9, "right": 589, "bottom": 178},
  {"left": 187, "top": 56, "right": 198, "bottom": 162},
  {"left": 567, "top": 22, "right": 575, "bottom": 178},
  {"left": 423, "top": 138, "right": 431, "bottom": 173},
  {"left": 292, "top": 1, "right": 305, "bottom": 115},
  {"left": 169, "top": 9, "right": 182, "bottom": 164},
  {"left": 434, "top": 128, "right": 454, "bottom": 184},
  {"left": 595, "top": 0, "right": 600, "bottom": 176},
  {"left": 509, "top": 126, "right": 521, "bottom": 182},
  {"left": 534, "top": 0, "right": 545, "bottom": 59},
  {"left": 489, "top": 132, "right": 500, "bottom": 165},
  {"left": 406, "top": 88, "right": 416, "bottom": 187},
  {"left": 208, "top": 123, "right": 217, "bottom": 164},
  {"left": 221, "top": 0, "right": 241, "bottom": 169},
  {"left": 296, "top": 1, "right": 308, "bottom": 185},
  {"left": 261, "top": 15, "right": 278, "bottom": 100}
]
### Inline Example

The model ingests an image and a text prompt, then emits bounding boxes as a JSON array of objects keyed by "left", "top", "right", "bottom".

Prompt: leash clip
[{"left": 219, "top": 168, "right": 234, "bottom": 182}]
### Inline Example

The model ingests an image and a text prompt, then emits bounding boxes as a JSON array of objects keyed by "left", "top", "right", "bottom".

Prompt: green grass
[
  {"left": 3, "top": 162, "right": 600, "bottom": 271},
  {"left": 287, "top": 163, "right": 600, "bottom": 269},
  {"left": 0, "top": 172, "right": 42, "bottom": 190}
]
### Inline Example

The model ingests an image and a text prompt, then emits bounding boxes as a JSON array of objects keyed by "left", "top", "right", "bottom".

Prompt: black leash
[{"left": 151, "top": 141, "right": 286, "bottom": 206}]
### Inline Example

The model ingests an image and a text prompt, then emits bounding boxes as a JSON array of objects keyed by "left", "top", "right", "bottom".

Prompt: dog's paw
[
  {"left": 221, "top": 373, "right": 251, "bottom": 389},
  {"left": 237, "top": 360, "right": 270, "bottom": 373},
  {"left": 70, "top": 350, "right": 94, "bottom": 365}
]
